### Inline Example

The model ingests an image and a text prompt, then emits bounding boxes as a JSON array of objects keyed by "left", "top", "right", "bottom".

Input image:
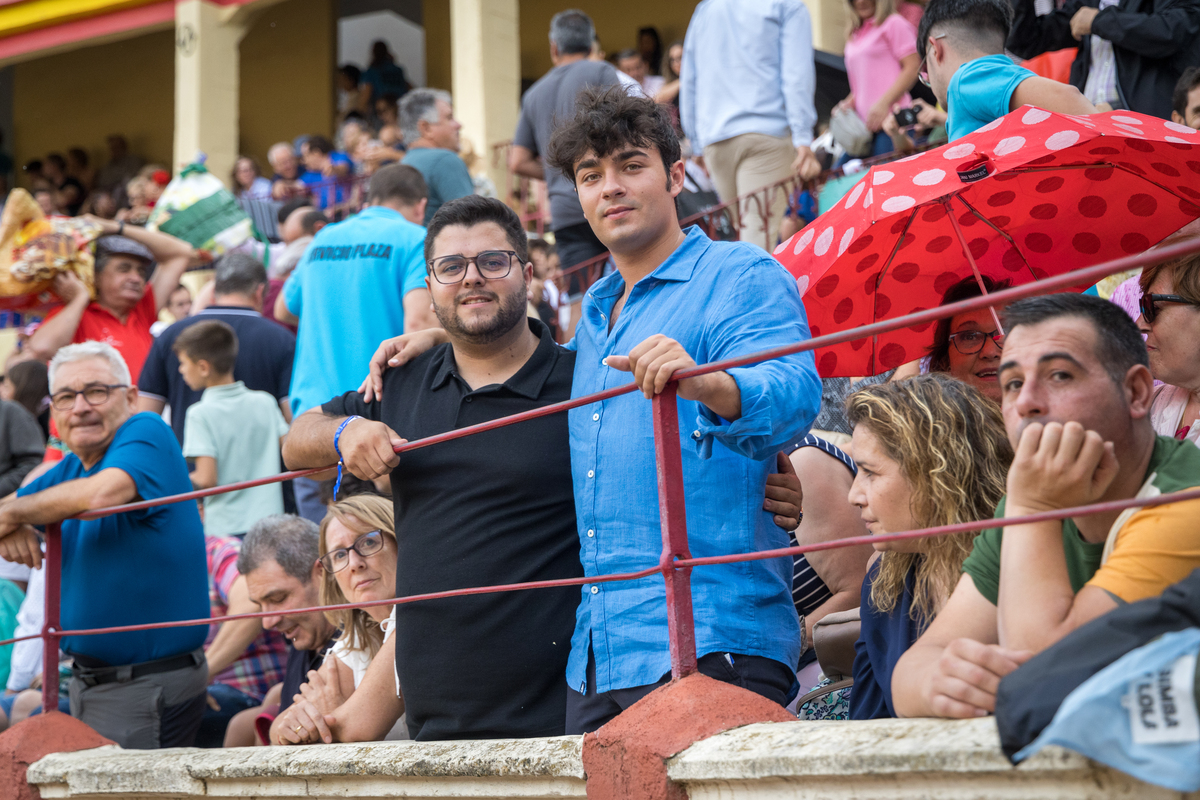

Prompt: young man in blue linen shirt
[
  {"left": 917, "top": 0, "right": 1094, "bottom": 141},
  {"left": 543, "top": 86, "right": 822, "bottom": 732}
]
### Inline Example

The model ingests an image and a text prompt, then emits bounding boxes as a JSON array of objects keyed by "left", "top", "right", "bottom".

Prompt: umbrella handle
[{"left": 946, "top": 200, "right": 1005, "bottom": 336}]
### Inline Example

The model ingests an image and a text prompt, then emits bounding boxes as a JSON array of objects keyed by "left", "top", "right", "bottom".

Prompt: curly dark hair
[{"left": 545, "top": 85, "right": 681, "bottom": 185}]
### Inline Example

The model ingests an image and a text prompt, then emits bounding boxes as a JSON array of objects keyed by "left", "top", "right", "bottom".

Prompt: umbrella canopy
[{"left": 775, "top": 108, "right": 1200, "bottom": 377}]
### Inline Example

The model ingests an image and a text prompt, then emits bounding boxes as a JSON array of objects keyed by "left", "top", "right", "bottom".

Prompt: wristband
[
  {"left": 332, "top": 415, "right": 362, "bottom": 500},
  {"left": 117, "top": 221, "right": 125, "bottom": 237}
]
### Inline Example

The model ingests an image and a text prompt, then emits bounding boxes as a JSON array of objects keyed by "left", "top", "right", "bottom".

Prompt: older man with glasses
[{"left": 0, "top": 341, "right": 210, "bottom": 749}]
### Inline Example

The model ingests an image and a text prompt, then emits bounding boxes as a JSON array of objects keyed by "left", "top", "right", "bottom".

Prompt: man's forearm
[
  {"left": 0, "top": 470, "right": 135, "bottom": 528},
  {"left": 281, "top": 410, "right": 346, "bottom": 470},
  {"left": 996, "top": 517, "right": 1077, "bottom": 652},
  {"left": 890, "top": 643, "right": 941, "bottom": 718},
  {"left": 205, "top": 618, "right": 261, "bottom": 677},
  {"left": 27, "top": 298, "right": 88, "bottom": 361}
]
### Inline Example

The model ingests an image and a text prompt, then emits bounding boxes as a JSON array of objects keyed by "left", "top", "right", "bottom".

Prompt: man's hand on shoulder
[
  {"left": 359, "top": 328, "right": 451, "bottom": 403},
  {"left": 924, "top": 638, "right": 1032, "bottom": 718},
  {"left": 1006, "top": 421, "right": 1119, "bottom": 515},
  {"left": 1070, "top": 6, "right": 1099, "bottom": 39},
  {"left": 338, "top": 417, "right": 405, "bottom": 480}
]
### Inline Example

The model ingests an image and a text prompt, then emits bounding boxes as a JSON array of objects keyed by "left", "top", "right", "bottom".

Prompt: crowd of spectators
[{"left": 0, "top": 4, "right": 1198, "bottom": 784}]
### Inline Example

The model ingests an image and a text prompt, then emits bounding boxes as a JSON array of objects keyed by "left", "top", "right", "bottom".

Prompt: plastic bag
[
  {"left": 147, "top": 159, "right": 253, "bottom": 255},
  {"left": 0, "top": 189, "right": 99, "bottom": 307}
]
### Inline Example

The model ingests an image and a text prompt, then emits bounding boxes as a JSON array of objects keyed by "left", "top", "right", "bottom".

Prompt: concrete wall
[
  {"left": 27, "top": 718, "right": 1196, "bottom": 800},
  {"left": 12, "top": 28, "right": 176, "bottom": 186}
]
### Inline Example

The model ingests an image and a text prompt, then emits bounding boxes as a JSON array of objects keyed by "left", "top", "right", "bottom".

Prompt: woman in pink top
[{"left": 835, "top": 0, "right": 921, "bottom": 157}]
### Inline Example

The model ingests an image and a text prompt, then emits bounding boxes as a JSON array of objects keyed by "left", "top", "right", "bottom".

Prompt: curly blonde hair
[
  {"left": 317, "top": 495, "right": 396, "bottom": 659},
  {"left": 847, "top": 374, "right": 1012, "bottom": 625}
]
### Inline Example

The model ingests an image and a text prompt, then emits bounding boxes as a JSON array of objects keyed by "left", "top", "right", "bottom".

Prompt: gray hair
[
  {"left": 214, "top": 251, "right": 268, "bottom": 298},
  {"left": 399, "top": 89, "right": 452, "bottom": 146},
  {"left": 267, "top": 142, "right": 295, "bottom": 168},
  {"left": 550, "top": 10, "right": 595, "bottom": 56},
  {"left": 48, "top": 342, "right": 131, "bottom": 392},
  {"left": 238, "top": 514, "right": 320, "bottom": 583}
]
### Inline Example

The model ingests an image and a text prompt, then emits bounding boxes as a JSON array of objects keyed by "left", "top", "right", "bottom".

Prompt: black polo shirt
[
  {"left": 279, "top": 638, "right": 332, "bottom": 712},
  {"left": 140, "top": 306, "right": 295, "bottom": 444},
  {"left": 322, "top": 318, "right": 581, "bottom": 741}
]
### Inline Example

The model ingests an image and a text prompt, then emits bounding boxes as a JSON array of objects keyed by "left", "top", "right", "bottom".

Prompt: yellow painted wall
[
  {"left": 11, "top": 0, "right": 335, "bottom": 191},
  {"left": 516, "top": 0, "right": 698, "bottom": 82},
  {"left": 425, "top": 0, "right": 452, "bottom": 90},
  {"left": 13, "top": 28, "right": 175, "bottom": 188},
  {"left": 239, "top": 0, "right": 336, "bottom": 169}
]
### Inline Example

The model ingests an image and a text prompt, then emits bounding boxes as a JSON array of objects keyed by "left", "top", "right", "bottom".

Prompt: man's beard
[{"left": 433, "top": 284, "right": 528, "bottom": 346}]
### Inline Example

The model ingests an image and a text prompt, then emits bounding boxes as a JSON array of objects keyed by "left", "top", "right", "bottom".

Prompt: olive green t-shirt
[{"left": 962, "top": 435, "right": 1200, "bottom": 605}]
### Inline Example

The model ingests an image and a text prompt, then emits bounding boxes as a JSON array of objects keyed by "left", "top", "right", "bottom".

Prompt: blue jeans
[
  {"left": 292, "top": 476, "right": 327, "bottom": 525},
  {"left": 195, "top": 683, "right": 259, "bottom": 748}
]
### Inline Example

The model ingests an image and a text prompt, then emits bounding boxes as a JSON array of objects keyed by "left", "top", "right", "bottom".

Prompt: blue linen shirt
[
  {"left": 565, "top": 226, "right": 821, "bottom": 693},
  {"left": 19, "top": 413, "right": 209, "bottom": 665},
  {"left": 946, "top": 55, "right": 1037, "bottom": 141},
  {"left": 680, "top": 0, "right": 818, "bottom": 150},
  {"left": 284, "top": 205, "right": 427, "bottom": 416}
]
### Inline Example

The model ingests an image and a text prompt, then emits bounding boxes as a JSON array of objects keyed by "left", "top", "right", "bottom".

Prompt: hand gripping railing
[{"left": 11, "top": 233, "right": 1200, "bottom": 718}]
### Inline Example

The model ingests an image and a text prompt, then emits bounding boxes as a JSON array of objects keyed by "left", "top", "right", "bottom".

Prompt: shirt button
[
  {"left": 592, "top": 413, "right": 600, "bottom": 421},
  {"left": 465, "top": 397, "right": 473, "bottom": 403},
  {"left": 601, "top": 358, "right": 608, "bottom": 366},
  {"left": 590, "top": 586, "right": 599, "bottom": 594},
  {"left": 588, "top": 469, "right": 595, "bottom": 478},
  {"left": 587, "top": 529, "right": 595, "bottom": 538},
  {"left": 692, "top": 430, "right": 702, "bottom": 440}
]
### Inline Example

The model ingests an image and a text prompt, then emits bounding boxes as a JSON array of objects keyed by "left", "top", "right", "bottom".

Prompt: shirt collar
[
  {"left": 201, "top": 381, "right": 246, "bottom": 399},
  {"left": 589, "top": 225, "right": 711, "bottom": 299},
  {"left": 430, "top": 318, "right": 560, "bottom": 400}
]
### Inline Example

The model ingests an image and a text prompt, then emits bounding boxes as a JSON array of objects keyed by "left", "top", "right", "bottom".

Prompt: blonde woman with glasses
[{"left": 279, "top": 495, "right": 406, "bottom": 742}]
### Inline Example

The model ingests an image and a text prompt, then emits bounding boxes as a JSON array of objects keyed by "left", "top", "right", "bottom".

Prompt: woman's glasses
[
  {"left": 318, "top": 530, "right": 386, "bottom": 574},
  {"left": 949, "top": 330, "right": 1004, "bottom": 355},
  {"left": 1139, "top": 293, "right": 1197, "bottom": 324}
]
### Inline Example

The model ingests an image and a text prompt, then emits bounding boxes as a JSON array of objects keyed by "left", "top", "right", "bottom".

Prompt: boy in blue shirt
[
  {"left": 175, "top": 320, "right": 290, "bottom": 538},
  {"left": 917, "top": 0, "right": 1095, "bottom": 141}
]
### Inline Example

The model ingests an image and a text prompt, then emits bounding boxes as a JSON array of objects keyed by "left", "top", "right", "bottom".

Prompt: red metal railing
[{"left": 10, "top": 232, "right": 1200, "bottom": 716}]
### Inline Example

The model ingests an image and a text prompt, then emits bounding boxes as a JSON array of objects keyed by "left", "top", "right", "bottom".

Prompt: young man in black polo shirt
[{"left": 282, "top": 196, "right": 582, "bottom": 741}]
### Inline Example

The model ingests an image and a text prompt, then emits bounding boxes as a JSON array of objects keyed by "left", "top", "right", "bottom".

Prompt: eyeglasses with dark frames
[
  {"left": 50, "top": 383, "right": 129, "bottom": 412},
  {"left": 1139, "top": 293, "right": 1197, "bottom": 324},
  {"left": 917, "top": 33, "right": 947, "bottom": 87},
  {"left": 318, "top": 530, "right": 386, "bottom": 574},
  {"left": 949, "top": 329, "right": 1004, "bottom": 355},
  {"left": 428, "top": 250, "right": 518, "bottom": 285}
]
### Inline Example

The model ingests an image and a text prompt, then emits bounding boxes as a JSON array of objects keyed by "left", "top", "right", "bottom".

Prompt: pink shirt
[
  {"left": 844, "top": 13, "right": 918, "bottom": 124},
  {"left": 897, "top": 1, "right": 924, "bottom": 28}
]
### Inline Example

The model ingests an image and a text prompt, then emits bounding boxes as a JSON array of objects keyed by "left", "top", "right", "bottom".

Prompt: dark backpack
[{"left": 995, "top": 568, "right": 1200, "bottom": 761}]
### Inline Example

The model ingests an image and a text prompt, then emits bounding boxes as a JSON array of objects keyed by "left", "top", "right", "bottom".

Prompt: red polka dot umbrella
[{"left": 774, "top": 107, "right": 1200, "bottom": 377}]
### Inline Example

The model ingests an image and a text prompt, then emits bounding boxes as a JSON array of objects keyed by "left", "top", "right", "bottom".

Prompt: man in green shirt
[
  {"left": 399, "top": 89, "right": 474, "bottom": 226},
  {"left": 892, "top": 294, "right": 1200, "bottom": 719}
]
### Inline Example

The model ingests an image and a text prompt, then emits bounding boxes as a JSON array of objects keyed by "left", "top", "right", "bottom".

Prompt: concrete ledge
[
  {"left": 27, "top": 717, "right": 1200, "bottom": 800},
  {"left": 667, "top": 718, "right": 1200, "bottom": 800},
  {"left": 27, "top": 736, "right": 587, "bottom": 799}
]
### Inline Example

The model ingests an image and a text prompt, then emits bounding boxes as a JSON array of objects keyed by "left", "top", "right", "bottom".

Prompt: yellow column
[
  {"left": 173, "top": 0, "right": 250, "bottom": 184},
  {"left": 801, "top": 0, "right": 848, "bottom": 54},
  {"left": 451, "top": 0, "right": 520, "bottom": 197}
]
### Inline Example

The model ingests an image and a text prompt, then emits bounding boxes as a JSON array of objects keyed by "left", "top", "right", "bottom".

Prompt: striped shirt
[
  {"left": 1083, "top": 0, "right": 1122, "bottom": 107},
  {"left": 787, "top": 434, "right": 858, "bottom": 617}
]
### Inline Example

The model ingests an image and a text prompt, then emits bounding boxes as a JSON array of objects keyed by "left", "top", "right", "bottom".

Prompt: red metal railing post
[
  {"left": 651, "top": 386, "right": 698, "bottom": 679},
  {"left": 42, "top": 521, "right": 61, "bottom": 714}
]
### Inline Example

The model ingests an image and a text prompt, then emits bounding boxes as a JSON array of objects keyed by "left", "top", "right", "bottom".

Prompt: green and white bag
[{"left": 147, "top": 159, "right": 253, "bottom": 254}]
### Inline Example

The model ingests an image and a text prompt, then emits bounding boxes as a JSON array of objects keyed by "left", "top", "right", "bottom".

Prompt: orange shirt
[{"left": 44, "top": 290, "right": 158, "bottom": 381}]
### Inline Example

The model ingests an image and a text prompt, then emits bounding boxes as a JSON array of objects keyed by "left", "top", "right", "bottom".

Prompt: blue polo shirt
[
  {"left": 283, "top": 205, "right": 427, "bottom": 416},
  {"left": 402, "top": 148, "right": 475, "bottom": 225},
  {"left": 946, "top": 55, "right": 1036, "bottom": 141},
  {"left": 565, "top": 226, "right": 821, "bottom": 693},
  {"left": 19, "top": 413, "right": 209, "bottom": 665}
]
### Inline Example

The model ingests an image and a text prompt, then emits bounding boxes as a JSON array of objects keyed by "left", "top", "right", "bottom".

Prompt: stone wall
[{"left": 27, "top": 718, "right": 1197, "bottom": 800}]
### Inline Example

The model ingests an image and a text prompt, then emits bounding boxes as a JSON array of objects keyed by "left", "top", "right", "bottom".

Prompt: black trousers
[{"left": 564, "top": 642, "right": 796, "bottom": 734}]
